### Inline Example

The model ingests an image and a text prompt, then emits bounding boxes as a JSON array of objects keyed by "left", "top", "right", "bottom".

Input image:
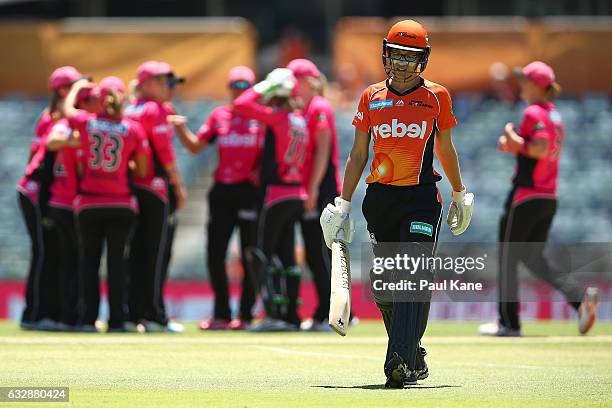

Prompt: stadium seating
[{"left": 1, "top": 95, "right": 611, "bottom": 278}]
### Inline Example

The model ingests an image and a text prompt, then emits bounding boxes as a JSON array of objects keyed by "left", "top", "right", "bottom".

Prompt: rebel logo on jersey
[{"left": 371, "top": 119, "right": 429, "bottom": 140}]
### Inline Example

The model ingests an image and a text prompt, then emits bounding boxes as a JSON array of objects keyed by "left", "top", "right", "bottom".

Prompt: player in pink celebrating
[
  {"left": 55, "top": 76, "right": 149, "bottom": 332},
  {"left": 44, "top": 84, "right": 100, "bottom": 330},
  {"left": 17, "top": 66, "right": 86, "bottom": 331},
  {"left": 233, "top": 68, "right": 309, "bottom": 332},
  {"left": 125, "top": 61, "right": 186, "bottom": 332},
  {"left": 286, "top": 59, "right": 344, "bottom": 331},
  {"left": 168, "top": 66, "right": 265, "bottom": 331},
  {"left": 480, "top": 61, "right": 599, "bottom": 336}
]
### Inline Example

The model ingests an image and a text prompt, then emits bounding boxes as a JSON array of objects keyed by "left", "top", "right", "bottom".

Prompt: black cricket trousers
[
  {"left": 77, "top": 206, "right": 136, "bottom": 330},
  {"left": 362, "top": 182, "right": 442, "bottom": 372},
  {"left": 498, "top": 189, "right": 583, "bottom": 330},
  {"left": 207, "top": 182, "right": 258, "bottom": 322}
]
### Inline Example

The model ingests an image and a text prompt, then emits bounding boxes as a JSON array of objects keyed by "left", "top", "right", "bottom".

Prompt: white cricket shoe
[
  {"left": 578, "top": 287, "right": 599, "bottom": 335},
  {"left": 478, "top": 322, "right": 521, "bottom": 337}
]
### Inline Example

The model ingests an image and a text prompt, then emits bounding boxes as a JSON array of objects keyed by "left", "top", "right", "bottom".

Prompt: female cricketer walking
[
  {"left": 55, "top": 77, "right": 149, "bottom": 332},
  {"left": 18, "top": 66, "right": 85, "bottom": 330},
  {"left": 233, "top": 68, "right": 309, "bottom": 332},
  {"left": 168, "top": 66, "right": 265, "bottom": 330},
  {"left": 321, "top": 20, "right": 474, "bottom": 387},
  {"left": 479, "top": 61, "right": 599, "bottom": 337}
]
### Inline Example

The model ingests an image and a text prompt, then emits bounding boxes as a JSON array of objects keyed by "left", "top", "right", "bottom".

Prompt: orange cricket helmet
[{"left": 382, "top": 19, "right": 431, "bottom": 81}]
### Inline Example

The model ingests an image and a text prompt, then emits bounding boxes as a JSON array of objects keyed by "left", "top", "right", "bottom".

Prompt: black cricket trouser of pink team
[
  {"left": 298, "top": 192, "right": 336, "bottom": 322},
  {"left": 362, "top": 182, "right": 442, "bottom": 371},
  {"left": 18, "top": 190, "right": 50, "bottom": 323},
  {"left": 207, "top": 182, "right": 258, "bottom": 322},
  {"left": 46, "top": 206, "right": 79, "bottom": 326},
  {"left": 498, "top": 188, "right": 583, "bottom": 330},
  {"left": 256, "top": 195, "right": 304, "bottom": 325},
  {"left": 128, "top": 187, "right": 170, "bottom": 325},
  {"left": 76, "top": 206, "right": 136, "bottom": 329}
]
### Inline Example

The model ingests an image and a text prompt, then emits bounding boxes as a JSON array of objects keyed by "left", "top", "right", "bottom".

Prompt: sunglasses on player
[{"left": 229, "top": 80, "right": 251, "bottom": 90}]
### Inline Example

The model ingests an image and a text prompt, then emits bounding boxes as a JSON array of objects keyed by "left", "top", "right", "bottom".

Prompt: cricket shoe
[
  {"left": 478, "top": 322, "right": 521, "bottom": 337},
  {"left": 138, "top": 320, "right": 167, "bottom": 333},
  {"left": 166, "top": 321, "right": 185, "bottom": 333},
  {"left": 248, "top": 317, "right": 298, "bottom": 332},
  {"left": 34, "top": 318, "right": 63, "bottom": 331},
  {"left": 198, "top": 319, "right": 230, "bottom": 331},
  {"left": 415, "top": 346, "right": 429, "bottom": 380},
  {"left": 300, "top": 318, "right": 332, "bottom": 332},
  {"left": 384, "top": 352, "right": 418, "bottom": 388},
  {"left": 578, "top": 287, "right": 599, "bottom": 335},
  {"left": 73, "top": 324, "right": 98, "bottom": 333},
  {"left": 228, "top": 319, "right": 249, "bottom": 330}
]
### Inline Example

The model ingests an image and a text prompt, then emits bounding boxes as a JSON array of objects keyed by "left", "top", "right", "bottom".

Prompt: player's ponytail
[
  {"left": 49, "top": 90, "right": 62, "bottom": 120},
  {"left": 104, "top": 89, "right": 123, "bottom": 119},
  {"left": 547, "top": 82, "right": 561, "bottom": 100}
]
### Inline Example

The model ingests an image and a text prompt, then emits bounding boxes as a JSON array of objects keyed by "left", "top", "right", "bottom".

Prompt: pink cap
[
  {"left": 228, "top": 66, "right": 256, "bottom": 85},
  {"left": 99, "top": 76, "right": 126, "bottom": 99},
  {"left": 287, "top": 58, "right": 320, "bottom": 78},
  {"left": 516, "top": 61, "right": 556, "bottom": 89},
  {"left": 137, "top": 60, "right": 184, "bottom": 85},
  {"left": 49, "top": 66, "right": 83, "bottom": 90}
]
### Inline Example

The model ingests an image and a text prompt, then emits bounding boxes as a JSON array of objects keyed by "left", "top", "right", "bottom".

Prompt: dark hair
[
  {"left": 49, "top": 90, "right": 62, "bottom": 120},
  {"left": 104, "top": 89, "right": 123, "bottom": 119},
  {"left": 547, "top": 82, "right": 561, "bottom": 100},
  {"left": 268, "top": 96, "right": 299, "bottom": 111}
]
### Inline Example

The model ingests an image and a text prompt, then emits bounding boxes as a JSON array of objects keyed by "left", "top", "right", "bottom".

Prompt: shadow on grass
[{"left": 313, "top": 384, "right": 460, "bottom": 390}]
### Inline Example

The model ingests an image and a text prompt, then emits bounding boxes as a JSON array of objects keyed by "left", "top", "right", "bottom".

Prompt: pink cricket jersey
[
  {"left": 47, "top": 119, "right": 80, "bottom": 209},
  {"left": 512, "top": 101, "right": 564, "bottom": 205},
  {"left": 17, "top": 111, "right": 58, "bottom": 203},
  {"left": 233, "top": 88, "right": 308, "bottom": 206},
  {"left": 70, "top": 110, "right": 149, "bottom": 212},
  {"left": 125, "top": 98, "right": 176, "bottom": 200},
  {"left": 302, "top": 95, "right": 341, "bottom": 195},
  {"left": 197, "top": 104, "right": 265, "bottom": 184}
]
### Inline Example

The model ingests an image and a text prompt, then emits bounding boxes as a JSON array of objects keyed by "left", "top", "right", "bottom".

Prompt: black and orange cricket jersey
[{"left": 352, "top": 78, "right": 457, "bottom": 186}]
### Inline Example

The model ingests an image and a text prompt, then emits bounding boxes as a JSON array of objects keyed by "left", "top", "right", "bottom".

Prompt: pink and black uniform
[
  {"left": 125, "top": 63, "right": 180, "bottom": 327},
  {"left": 233, "top": 85, "right": 309, "bottom": 327},
  {"left": 498, "top": 61, "right": 584, "bottom": 332},
  {"left": 17, "top": 66, "right": 85, "bottom": 328},
  {"left": 17, "top": 110, "right": 59, "bottom": 326},
  {"left": 198, "top": 104, "right": 265, "bottom": 323},
  {"left": 511, "top": 101, "right": 562, "bottom": 205},
  {"left": 298, "top": 94, "right": 342, "bottom": 323},
  {"left": 45, "top": 119, "right": 82, "bottom": 326},
  {"left": 70, "top": 107, "right": 149, "bottom": 330}
]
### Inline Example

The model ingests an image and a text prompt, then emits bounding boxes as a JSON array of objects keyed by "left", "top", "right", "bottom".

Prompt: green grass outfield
[{"left": 0, "top": 320, "right": 611, "bottom": 407}]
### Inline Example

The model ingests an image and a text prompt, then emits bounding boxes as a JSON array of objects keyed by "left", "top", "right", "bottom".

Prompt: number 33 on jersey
[{"left": 352, "top": 78, "right": 458, "bottom": 186}]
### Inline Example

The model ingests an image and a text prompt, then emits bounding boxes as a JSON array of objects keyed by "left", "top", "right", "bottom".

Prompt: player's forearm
[
  {"left": 435, "top": 140, "right": 464, "bottom": 192},
  {"left": 505, "top": 129, "right": 525, "bottom": 153},
  {"left": 164, "top": 162, "right": 184, "bottom": 188},
  {"left": 341, "top": 149, "right": 368, "bottom": 202},
  {"left": 307, "top": 130, "right": 331, "bottom": 194},
  {"left": 175, "top": 124, "right": 205, "bottom": 154}
]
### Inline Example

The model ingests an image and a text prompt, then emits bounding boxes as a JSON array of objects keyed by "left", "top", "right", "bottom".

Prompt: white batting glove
[
  {"left": 320, "top": 197, "right": 355, "bottom": 249},
  {"left": 253, "top": 68, "right": 295, "bottom": 97},
  {"left": 447, "top": 188, "right": 474, "bottom": 236}
]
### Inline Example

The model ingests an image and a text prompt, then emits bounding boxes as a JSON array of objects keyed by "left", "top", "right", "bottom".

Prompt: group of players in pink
[{"left": 18, "top": 58, "right": 342, "bottom": 333}]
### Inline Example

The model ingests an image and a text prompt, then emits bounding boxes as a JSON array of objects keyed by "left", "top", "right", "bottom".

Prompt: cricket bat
[{"left": 329, "top": 240, "right": 351, "bottom": 336}]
